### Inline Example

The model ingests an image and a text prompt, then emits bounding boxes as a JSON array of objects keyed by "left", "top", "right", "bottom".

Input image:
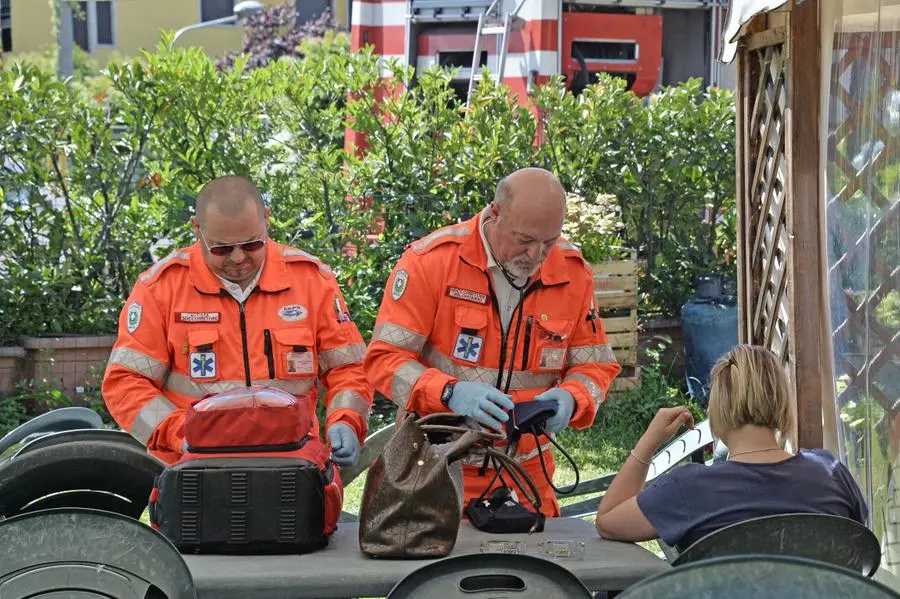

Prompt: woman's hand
[{"left": 634, "top": 407, "right": 695, "bottom": 460}]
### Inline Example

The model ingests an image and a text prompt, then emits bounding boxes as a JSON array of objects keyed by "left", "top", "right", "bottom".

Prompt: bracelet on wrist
[{"left": 630, "top": 449, "right": 651, "bottom": 466}]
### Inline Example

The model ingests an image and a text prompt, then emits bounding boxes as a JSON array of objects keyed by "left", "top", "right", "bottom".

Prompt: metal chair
[
  {"left": 0, "top": 406, "right": 103, "bottom": 455},
  {"left": 671, "top": 512, "right": 881, "bottom": 577},
  {"left": 0, "top": 429, "right": 163, "bottom": 519},
  {"left": 387, "top": 553, "right": 594, "bottom": 598},
  {"left": 617, "top": 555, "right": 900, "bottom": 599},
  {"left": 0, "top": 508, "right": 196, "bottom": 599}
]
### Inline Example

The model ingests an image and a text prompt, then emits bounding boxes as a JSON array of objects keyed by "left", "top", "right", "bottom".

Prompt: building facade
[{"left": 5, "top": 0, "right": 345, "bottom": 62}]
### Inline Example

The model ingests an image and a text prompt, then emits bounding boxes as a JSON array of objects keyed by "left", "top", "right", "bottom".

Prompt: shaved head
[
  {"left": 485, "top": 168, "right": 567, "bottom": 279},
  {"left": 191, "top": 175, "right": 270, "bottom": 288},
  {"left": 195, "top": 175, "right": 265, "bottom": 226},
  {"left": 493, "top": 168, "right": 566, "bottom": 215}
]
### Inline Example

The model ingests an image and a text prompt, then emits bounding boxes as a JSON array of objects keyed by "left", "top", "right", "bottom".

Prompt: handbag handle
[{"left": 480, "top": 447, "right": 543, "bottom": 514}]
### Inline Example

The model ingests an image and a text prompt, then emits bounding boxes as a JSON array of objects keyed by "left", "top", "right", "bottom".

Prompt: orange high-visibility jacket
[
  {"left": 103, "top": 240, "right": 373, "bottom": 464},
  {"left": 364, "top": 213, "right": 621, "bottom": 514}
]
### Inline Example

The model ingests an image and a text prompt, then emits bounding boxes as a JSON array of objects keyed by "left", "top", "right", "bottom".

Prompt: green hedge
[{"left": 0, "top": 33, "right": 735, "bottom": 344}]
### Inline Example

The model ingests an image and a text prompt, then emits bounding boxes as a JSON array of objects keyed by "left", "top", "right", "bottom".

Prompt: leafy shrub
[
  {"left": 558, "top": 361, "right": 706, "bottom": 472},
  {"left": 562, "top": 192, "right": 627, "bottom": 263},
  {"left": 0, "top": 34, "right": 736, "bottom": 347}
]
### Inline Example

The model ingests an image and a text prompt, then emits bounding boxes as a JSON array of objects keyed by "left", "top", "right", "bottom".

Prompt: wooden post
[{"left": 784, "top": 0, "right": 824, "bottom": 449}]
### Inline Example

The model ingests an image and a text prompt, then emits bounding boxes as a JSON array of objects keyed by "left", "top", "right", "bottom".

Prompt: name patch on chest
[
  {"left": 178, "top": 312, "right": 220, "bottom": 323},
  {"left": 447, "top": 287, "right": 488, "bottom": 305}
]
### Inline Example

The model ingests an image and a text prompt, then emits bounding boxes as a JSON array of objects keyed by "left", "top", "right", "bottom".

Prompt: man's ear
[
  {"left": 190, "top": 216, "right": 200, "bottom": 238},
  {"left": 489, "top": 202, "right": 501, "bottom": 220}
]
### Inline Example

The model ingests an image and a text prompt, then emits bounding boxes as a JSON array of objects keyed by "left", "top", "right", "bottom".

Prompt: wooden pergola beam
[
  {"left": 736, "top": 0, "right": 826, "bottom": 449},
  {"left": 784, "top": 0, "right": 824, "bottom": 449}
]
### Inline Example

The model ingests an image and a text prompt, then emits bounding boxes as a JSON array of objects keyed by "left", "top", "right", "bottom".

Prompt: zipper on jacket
[
  {"left": 239, "top": 302, "right": 252, "bottom": 386},
  {"left": 521, "top": 316, "right": 533, "bottom": 371},
  {"left": 264, "top": 328, "right": 275, "bottom": 379}
]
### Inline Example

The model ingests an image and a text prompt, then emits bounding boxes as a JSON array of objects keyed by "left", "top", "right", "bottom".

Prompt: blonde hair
[{"left": 707, "top": 344, "right": 795, "bottom": 441}]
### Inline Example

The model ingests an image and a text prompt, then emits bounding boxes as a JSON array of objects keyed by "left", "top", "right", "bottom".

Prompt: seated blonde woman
[{"left": 595, "top": 344, "right": 867, "bottom": 552}]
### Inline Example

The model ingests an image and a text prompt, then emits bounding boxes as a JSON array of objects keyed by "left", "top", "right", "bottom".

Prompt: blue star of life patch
[
  {"left": 190, "top": 352, "right": 216, "bottom": 379},
  {"left": 453, "top": 333, "right": 483, "bottom": 364}
]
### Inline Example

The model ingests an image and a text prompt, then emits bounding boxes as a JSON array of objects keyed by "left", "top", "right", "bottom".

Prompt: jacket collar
[
  {"left": 188, "top": 239, "right": 291, "bottom": 295},
  {"left": 458, "top": 211, "right": 570, "bottom": 287}
]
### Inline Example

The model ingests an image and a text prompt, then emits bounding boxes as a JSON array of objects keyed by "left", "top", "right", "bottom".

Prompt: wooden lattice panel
[
  {"left": 827, "top": 31, "right": 900, "bottom": 413},
  {"left": 742, "top": 40, "right": 791, "bottom": 363}
]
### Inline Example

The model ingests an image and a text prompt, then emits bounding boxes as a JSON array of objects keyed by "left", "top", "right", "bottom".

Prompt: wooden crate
[{"left": 592, "top": 250, "right": 641, "bottom": 392}]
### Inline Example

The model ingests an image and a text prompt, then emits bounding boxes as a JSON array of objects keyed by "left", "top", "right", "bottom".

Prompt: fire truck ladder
[{"left": 467, "top": 0, "right": 527, "bottom": 105}]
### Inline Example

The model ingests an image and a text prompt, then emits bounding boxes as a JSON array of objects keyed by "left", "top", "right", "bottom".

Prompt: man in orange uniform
[
  {"left": 103, "top": 176, "right": 372, "bottom": 465},
  {"left": 365, "top": 168, "right": 621, "bottom": 516}
]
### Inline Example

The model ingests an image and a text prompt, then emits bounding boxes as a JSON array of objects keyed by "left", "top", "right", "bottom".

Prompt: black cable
[
  {"left": 532, "top": 430, "right": 580, "bottom": 495},
  {"left": 502, "top": 293, "right": 525, "bottom": 394}
]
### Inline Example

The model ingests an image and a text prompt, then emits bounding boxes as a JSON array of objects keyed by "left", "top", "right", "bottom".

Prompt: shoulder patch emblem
[
  {"left": 279, "top": 304, "right": 308, "bottom": 321},
  {"left": 127, "top": 302, "right": 142, "bottom": 334},
  {"left": 391, "top": 269, "right": 409, "bottom": 301}
]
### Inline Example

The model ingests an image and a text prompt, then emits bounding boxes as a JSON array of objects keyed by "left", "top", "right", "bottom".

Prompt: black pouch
[
  {"left": 464, "top": 447, "right": 545, "bottom": 534},
  {"left": 465, "top": 486, "right": 546, "bottom": 533}
]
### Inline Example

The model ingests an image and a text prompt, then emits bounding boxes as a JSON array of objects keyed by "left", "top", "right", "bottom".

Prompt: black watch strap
[{"left": 440, "top": 381, "right": 456, "bottom": 406}]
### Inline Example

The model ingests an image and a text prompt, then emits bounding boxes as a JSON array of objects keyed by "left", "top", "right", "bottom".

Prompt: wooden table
[{"left": 185, "top": 517, "right": 670, "bottom": 598}]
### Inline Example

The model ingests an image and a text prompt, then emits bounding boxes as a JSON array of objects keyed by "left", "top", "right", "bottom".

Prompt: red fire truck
[{"left": 350, "top": 0, "right": 728, "bottom": 104}]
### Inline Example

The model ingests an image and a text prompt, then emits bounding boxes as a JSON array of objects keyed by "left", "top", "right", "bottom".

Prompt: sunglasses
[{"left": 198, "top": 229, "right": 266, "bottom": 257}]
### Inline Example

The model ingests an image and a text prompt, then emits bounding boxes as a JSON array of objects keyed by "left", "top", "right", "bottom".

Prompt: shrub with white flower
[{"left": 563, "top": 192, "right": 629, "bottom": 263}]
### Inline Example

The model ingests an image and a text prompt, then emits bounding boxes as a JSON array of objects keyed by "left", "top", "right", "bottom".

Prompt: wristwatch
[{"left": 440, "top": 381, "right": 456, "bottom": 407}]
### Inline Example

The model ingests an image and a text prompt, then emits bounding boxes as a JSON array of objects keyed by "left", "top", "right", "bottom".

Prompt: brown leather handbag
[{"left": 358, "top": 413, "right": 504, "bottom": 558}]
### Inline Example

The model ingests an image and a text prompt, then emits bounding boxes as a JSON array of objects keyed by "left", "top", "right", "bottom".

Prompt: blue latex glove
[
  {"left": 447, "top": 382, "right": 514, "bottom": 431},
  {"left": 327, "top": 423, "right": 361, "bottom": 467},
  {"left": 534, "top": 387, "right": 575, "bottom": 434}
]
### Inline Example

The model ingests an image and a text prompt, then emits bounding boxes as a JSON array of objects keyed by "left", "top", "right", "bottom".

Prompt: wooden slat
[
  {"left": 745, "top": 26, "right": 787, "bottom": 51},
  {"left": 785, "top": 0, "right": 823, "bottom": 450},
  {"left": 607, "top": 332, "right": 638, "bottom": 349},
  {"left": 594, "top": 292, "right": 638, "bottom": 309},
  {"left": 611, "top": 369, "right": 642, "bottom": 391},
  {"left": 592, "top": 253, "right": 640, "bottom": 389},
  {"left": 614, "top": 347, "right": 637, "bottom": 365},
  {"left": 600, "top": 315, "right": 638, "bottom": 334},
  {"left": 592, "top": 277, "right": 637, "bottom": 293},
  {"left": 736, "top": 37, "right": 750, "bottom": 343},
  {"left": 592, "top": 260, "right": 637, "bottom": 277}
]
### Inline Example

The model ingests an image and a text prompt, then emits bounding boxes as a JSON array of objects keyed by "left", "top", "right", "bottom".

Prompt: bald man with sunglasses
[{"left": 102, "top": 176, "right": 372, "bottom": 466}]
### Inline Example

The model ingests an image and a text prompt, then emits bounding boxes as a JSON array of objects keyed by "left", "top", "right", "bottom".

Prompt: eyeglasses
[{"left": 198, "top": 229, "right": 266, "bottom": 257}]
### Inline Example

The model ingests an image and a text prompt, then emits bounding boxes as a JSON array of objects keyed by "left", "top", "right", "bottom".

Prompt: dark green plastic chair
[
  {"left": 671, "top": 513, "right": 881, "bottom": 577},
  {"left": 618, "top": 555, "right": 899, "bottom": 599},
  {"left": 0, "top": 428, "right": 163, "bottom": 519},
  {"left": 387, "top": 553, "right": 594, "bottom": 599},
  {"left": 0, "top": 508, "right": 196, "bottom": 598}
]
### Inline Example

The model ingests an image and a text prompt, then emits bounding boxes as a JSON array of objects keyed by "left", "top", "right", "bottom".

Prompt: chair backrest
[
  {"left": 618, "top": 555, "right": 900, "bottom": 599},
  {"left": 0, "top": 406, "right": 103, "bottom": 456},
  {"left": 0, "top": 508, "right": 196, "bottom": 599},
  {"left": 671, "top": 512, "right": 882, "bottom": 577},
  {"left": 387, "top": 553, "right": 594, "bottom": 599},
  {"left": 0, "top": 432, "right": 163, "bottom": 520},
  {"left": 646, "top": 419, "right": 713, "bottom": 481}
]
